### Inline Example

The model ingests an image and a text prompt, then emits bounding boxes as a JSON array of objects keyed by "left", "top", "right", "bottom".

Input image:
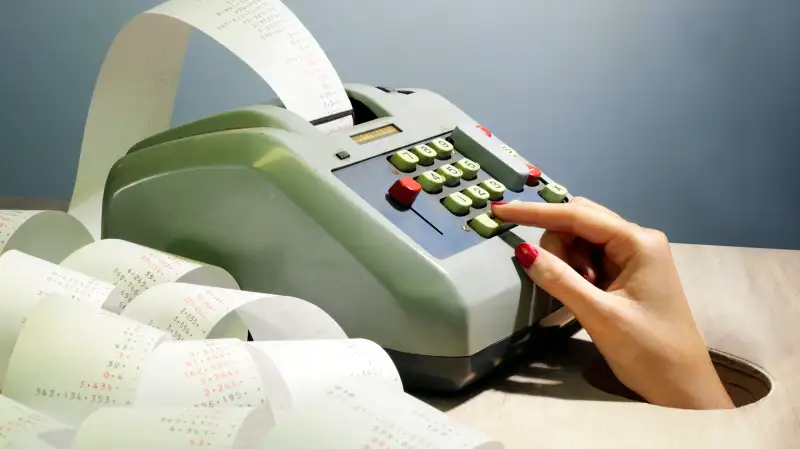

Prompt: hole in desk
[{"left": 582, "top": 349, "right": 772, "bottom": 408}]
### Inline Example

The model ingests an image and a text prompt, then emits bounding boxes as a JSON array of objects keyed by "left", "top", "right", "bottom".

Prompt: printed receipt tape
[
  {"left": 69, "top": 0, "right": 354, "bottom": 237},
  {"left": 134, "top": 338, "right": 399, "bottom": 421},
  {"left": 134, "top": 339, "right": 273, "bottom": 416},
  {"left": 69, "top": 407, "right": 270, "bottom": 449},
  {"left": 0, "top": 210, "right": 93, "bottom": 264},
  {"left": 247, "top": 339, "right": 402, "bottom": 415},
  {"left": 0, "top": 251, "right": 122, "bottom": 390},
  {"left": 60, "top": 239, "right": 241, "bottom": 317},
  {"left": 0, "top": 395, "right": 74, "bottom": 449},
  {"left": 2, "top": 296, "right": 171, "bottom": 427},
  {"left": 254, "top": 379, "right": 504, "bottom": 449},
  {"left": 122, "top": 282, "right": 347, "bottom": 341}
]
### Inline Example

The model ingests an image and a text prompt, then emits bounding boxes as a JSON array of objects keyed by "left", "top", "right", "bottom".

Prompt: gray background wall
[{"left": 1, "top": 1, "right": 798, "bottom": 249}]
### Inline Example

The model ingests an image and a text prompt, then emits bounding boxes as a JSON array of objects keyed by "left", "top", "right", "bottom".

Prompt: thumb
[{"left": 514, "top": 242, "right": 604, "bottom": 321}]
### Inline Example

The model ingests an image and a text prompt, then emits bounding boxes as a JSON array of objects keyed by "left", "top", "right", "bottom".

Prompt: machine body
[{"left": 101, "top": 84, "right": 578, "bottom": 391}]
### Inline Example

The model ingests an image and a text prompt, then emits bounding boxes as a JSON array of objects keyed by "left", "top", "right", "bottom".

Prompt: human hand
[{"left": 492, "top": 198, "right": 734, "bottom": 410}]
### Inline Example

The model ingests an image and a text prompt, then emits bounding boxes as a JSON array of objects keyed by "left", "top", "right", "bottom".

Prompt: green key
[
  {"left": 442, "top": 192, "right": 473, "bottom": 215},
  {"left": 417, "top": 171, "right": 445, "bottom": 193},
  {"left": 436, "top": 164, "right": 463, "bottom": 187},
  {"left": 389, "top": 150, "right": 419, "bottom": 172},
  {"left": 411, "top": 144, "right": 437, "bottom": 166},
  {"left": 469, "top": 213, "right": 500, "bottom": 238},
  {"left": 454, "top": 158, "right": 481, "bottom": 180},
  {"left": 479, "top": 178, "right": 506, "bottom": 201},
  {"left": 428, "top": 138, "right": 454, "bottom": 159},
  {"left": 539, "top": 183, "right": 568, "bottom": 203},
  {"left": 502, "top": 144, "right": 520, "bottom": 159},
  {"left": 462, "top": 185, "right": 490, "bottom": 208},
  {"left": 486, "top": 199, "right": 519, "bottom": 233}
]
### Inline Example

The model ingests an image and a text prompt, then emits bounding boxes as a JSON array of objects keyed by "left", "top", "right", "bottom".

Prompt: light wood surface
[
  {"left": 426, "top": 243, "right": 800, "bottom": 449},
  {"left": 0, "top": 197, "right": 68, "bottom": 211}
]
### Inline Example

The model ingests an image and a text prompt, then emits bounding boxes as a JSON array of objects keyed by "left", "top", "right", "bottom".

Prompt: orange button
[
  {"left": 476, "top": 125, "right": 492, "bottom": 138},
  {"left": 389, "top": 178, "right": 422, "bottom": 207},
  {"left": 526, "top": 163, "right": 542, "bottom": 186}
]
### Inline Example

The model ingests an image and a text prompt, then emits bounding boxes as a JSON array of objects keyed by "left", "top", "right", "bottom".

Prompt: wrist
[{"left": 648, "top": 364, "right": 735, "bottom": 410}]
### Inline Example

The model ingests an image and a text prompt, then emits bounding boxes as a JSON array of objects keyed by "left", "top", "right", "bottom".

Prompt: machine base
[{"left": 387, "top": 320, "right": 583, "bottom": 393}]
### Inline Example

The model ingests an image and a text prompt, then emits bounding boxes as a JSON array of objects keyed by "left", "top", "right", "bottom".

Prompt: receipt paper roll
[
  {"left": 69, "top": 406, "right": 270, "bottom": 449},
  {"left": 60, "top": 239, "right": 241, "bottom": 315},
  {"left": 2, "top": 295, "right": 171, "bottom": 426},
  {"left": 0, "top": 210, "right": 93, "bottom": 264},
  {"left": 255, "top": 379, "right": 504, "bottom": 449},
  {"left": 69, "top": 0, "right": 354, "bottom": 237},
  {"left": 0, "top": 251, "right": 122, "bottom": 389},
  {"left": 121, "top": 282, "right": 346, "bottom": 341}
]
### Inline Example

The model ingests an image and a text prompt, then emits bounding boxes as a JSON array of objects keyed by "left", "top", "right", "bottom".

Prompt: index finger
[{"left": 491, "top": 201, "right": 634, "bottom": 246}]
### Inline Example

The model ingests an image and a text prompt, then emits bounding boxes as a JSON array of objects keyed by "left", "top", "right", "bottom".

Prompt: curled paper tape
[
  {"left": 0, "top": 395, "right": 74, "bottom": 449},
  {"left": 0, "top": 251, "right": 123, "bottom": 389},
  {"left": 135, "top": 339, "right": 273, "bottom": 415},
  {"left": 69, "top": 406, "right": 270, "bottom": 449},
  {"left": 256, "top": 380, "right": 505, "bottom": 449},
  {"left": 60, "top": 239, "right": 240, "bottom": 314},
  {"left": 133, "top": 338, "right": 400, "bottom": 422},
  {"left": 248, "top": 339, "right": 402, "bottom": 415},
  {"left": 0, "top": 210, "right": 93, "bottom": 263},
  {"left": 2, "top": 296, "right": 171, "bottom": 426},
  {"left": 122, "top": 282, "right": 347, "bottom": 341},
  {"left": 69, "top": 0, "right": 354, "bottom": 236}
]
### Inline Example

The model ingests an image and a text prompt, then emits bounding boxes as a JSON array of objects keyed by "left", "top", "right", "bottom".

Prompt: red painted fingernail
[
  {"left": 491, "top": 201, "right": 507, "bottom": 207},
  {"left": 514, "top": 243, "right": 539, "bottom": 269}
]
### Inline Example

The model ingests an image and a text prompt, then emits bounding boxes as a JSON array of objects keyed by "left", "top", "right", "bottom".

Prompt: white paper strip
[
  {"left": 248, "top": 339, "right": 401, "bottom": 415},
  {"left": 122, "top": 283, "right": 346, "bottom": 341},
  {"left": 0, "top": 250, "right": 122, "bottom": 389},
  {"left": 0, "top": 395, "right": 74, "bottom": 449},
  {"left": 255, "top": 380, "right": 504, "bottom": 449},
  {"left": 135, "top": 339, "right": 271, "bottom": 414},
  {"left": 60, "top": 239, "right": 240, "bottom": 313},
  {"left": 2, "top": 295, "right": 171, "bottom": 426},
  {"left": 0, "top": 210, "right": 93, "bottom": 263},
  {"left": 69, "top": 407, "right": 271, "bottom": 449},
  {"left": 69, "top": 0, "right": 354, "bottom": 236}
]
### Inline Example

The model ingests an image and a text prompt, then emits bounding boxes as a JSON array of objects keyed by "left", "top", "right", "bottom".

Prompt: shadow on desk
[
  {"left": 417, "top": 334, "right": 772, "bottom": 412},
  {"left": 417, "top": 336, "right": 641, "bottom": 412}
]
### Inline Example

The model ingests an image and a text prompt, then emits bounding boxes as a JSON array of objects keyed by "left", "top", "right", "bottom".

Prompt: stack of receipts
[{"left": 0, "top": 207, "right": 505, "bottom": 448}]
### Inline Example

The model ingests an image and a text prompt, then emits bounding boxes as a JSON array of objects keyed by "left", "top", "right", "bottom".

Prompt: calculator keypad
[
  {"left": 383, "top": 135, "right": 572, "bottom": 241},
  {"left": 342, "top": 132, "right": 572, "bottom": 256}
]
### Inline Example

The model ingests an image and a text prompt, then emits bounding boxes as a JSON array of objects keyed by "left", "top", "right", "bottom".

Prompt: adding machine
[{"left": 100, "top": 84, "right": 578, "bottom": 391}]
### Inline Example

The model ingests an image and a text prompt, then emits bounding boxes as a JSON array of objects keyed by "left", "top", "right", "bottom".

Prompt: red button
[
  {"left": 388, "top": 178, "right": 422, "bottom": 207},
  {"left": 526, "top": 163, "right": 542, "bottom": 186},
  {"left": 476, "top": 125, "right": 492, "bottom": 138}
]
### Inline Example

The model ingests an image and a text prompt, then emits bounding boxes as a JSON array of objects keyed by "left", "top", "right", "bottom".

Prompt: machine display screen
[{"left": 350, "top": 124, "right": 402, "bottom": 145}]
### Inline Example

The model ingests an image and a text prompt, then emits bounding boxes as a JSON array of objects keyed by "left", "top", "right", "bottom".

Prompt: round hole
[{"left": 583, "top": 349, "right": 772, "bottom": 408}]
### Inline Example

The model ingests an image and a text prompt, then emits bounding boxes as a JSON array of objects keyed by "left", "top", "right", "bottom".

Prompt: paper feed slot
[{"left": 126, "top": 87, "right": 392, "bottom": 156}]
